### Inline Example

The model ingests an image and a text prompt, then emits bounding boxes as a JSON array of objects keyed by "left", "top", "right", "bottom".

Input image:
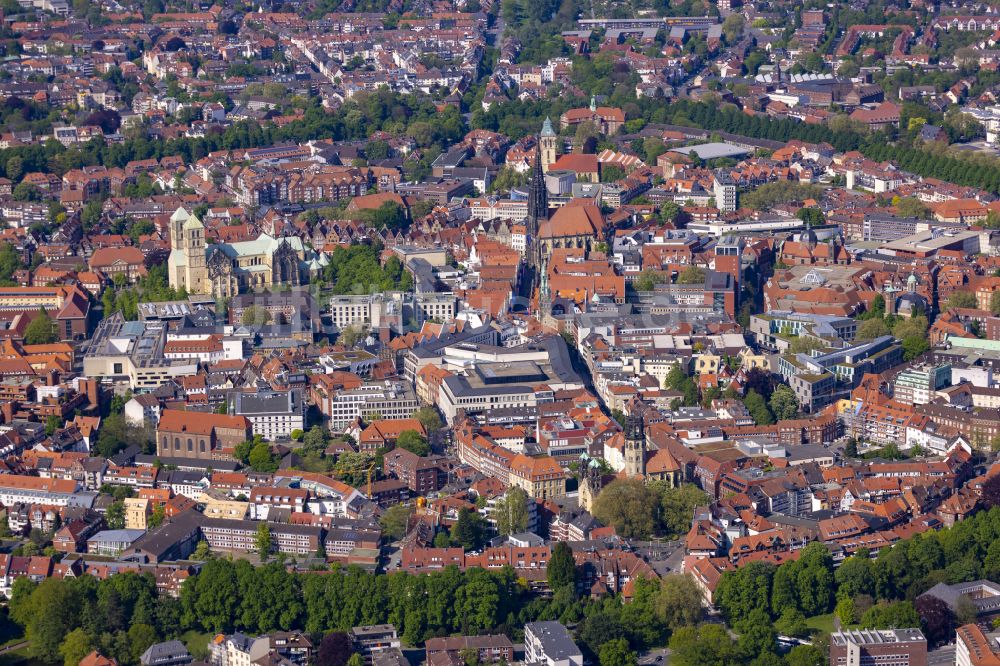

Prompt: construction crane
[{"left": 335, "top": 457, "right": 378, "bottom": 497}]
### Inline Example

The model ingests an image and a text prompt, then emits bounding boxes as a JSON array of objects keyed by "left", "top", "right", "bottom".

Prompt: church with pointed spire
[{"left": 525, "top": 122, "right": 550, "bottom": 310}]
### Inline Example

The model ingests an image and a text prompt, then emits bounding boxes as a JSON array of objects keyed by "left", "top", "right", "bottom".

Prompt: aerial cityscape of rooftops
[{"left": 9, "top": 0, "right": 1000, "bottom": 665}]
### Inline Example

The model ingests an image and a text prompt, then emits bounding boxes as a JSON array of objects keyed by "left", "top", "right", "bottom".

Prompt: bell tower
[
  {"left": 183, "top": 214, "right": 206, "bottom": 294},
  {"left": 623, "top": 414, "right": 646, "bottom": 478},
  {"left": 579, "top": 459, "right": 603, "bottom": 512},
  {"left": 540, "top": 117, "right": 558, "bottom": 172}
]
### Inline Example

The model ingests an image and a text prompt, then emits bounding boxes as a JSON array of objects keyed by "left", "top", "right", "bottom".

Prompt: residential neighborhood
[{"left": 5, "top": 0, "right": 1000, "bottom": 664}]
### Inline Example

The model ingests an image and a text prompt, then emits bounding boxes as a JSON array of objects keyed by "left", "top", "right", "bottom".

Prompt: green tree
[
  {"left": 592, "top": 479, "right": 658, "bottom": 539},
  {"left": 493, "top": 486, "right": 530, "bottom": 536},
  {"left": 105, "top": 501, "right": 125, "bottom": 529},
  {"left": 669, "top": 624, "right": 741, "bottom": 666},
  {"left": 59, "top": 628, "right": 91, "bottom": 666},
  {"left": 365, "top": 202, "right": 408, "bottom": 231},
  {"left": 768, "top": 385, "right": 799, "bottom": 421},
  {"left": 5, "top": 156, "right": 23, "bottom": 182},
  {"left": 991, "top": 291, "right": 1000, "bottom": 316},
  {"left": 379, "top": 503, "right": 414, "bottom": 541},
  {"left": 579, "top": 612, "right": 626, "bottom": 659},
  {"left": 412, "top": 406, "right": 443, "bottom": 433},
  {"left": 149, "top": 504, "right": 166, "bottom": 529},
  {"left": 743, "top": 390, "right": 774, "bottom": 425},
  {"left": 654, "top": 574, "right": 703, "bottom": 631},
  {"left": 658, "top": 484, "right": 709, "bottom": 539},
  {"left": 337, "top": 323, "right": 366, "bottom": 348},
  {"left": 787, "top": 335, "right": 827, "bottom": 355},
  {"left": 946, "top": 291, "right": 978, "bottom": 309},
  {"left": 302, "top": 426, "right": 329, "bottom": 453},
  {"left": 795, "top": 542, "right": 835, "bottom": 616},
  {"left": 24, "top": 309, "right": 57, "bottom": 344},
  {"left": 242, "top": 305, "right": 272, "bottom": 326},
  {"left": 644, "top": 137, "right": 668, "bottom": 165},
  {"left": 740, "top": 181, "right": 823, "bottom": 211},
  {"left": 677, "top": 266, "right": 706, "bottom": 284},
  {"left": 893, "top": 315, "right": 928, "bottom": 340},
  {"left": 451, "top": 508, "right": 486, "bottom": 550},
  {"left": 860, "top": 600, "right": 920, "bottom": 629},
  {"left": 634, "top": 269, "right": 667, "bottom": 292},
  {"left": 857, "top": 318, "right": 891, "bottom": 340},
  {"left": 191, "top": 540, "right": 213, "bottom": 561},
  {"left": 658, "top": 200, "right": 681, "bottom": 224},
  {"left": 722, "top": 13, "right": 744, "bottom": 42},
  {"left": 663, "top": 363, "right": 699, "bottom": 406},
  {"left": 256, "top": 522, "right": 272, "bottom": 558},
  {"left": 81, "top": 200, "right": 103, "bottom": 230},
  {"left": 737, "top": 607, "right": 777, "bottom": 658},
  {"left": 12, "top": 182, "right": 41, "bottom": 202},
  {"left": 23, "top": 579, "right": 79, "bottom": 663},
  {"left": 127, "top": 623, "right": 159, "bottom": 663},
  {"left": 234, "top": 440, "right": 253, "bottom": 464},
  {"left": 45, "top": 414, "right": 62, "bottom": 436},
  {"left": 0, "top": 244, "right": 24, "bottom": 284},
  {"left": 181, "top": 558, "right": 239, "bottom": 632},
  {"left": 774, "top": 607, "right": 808, "bottom": 637},
  {"left": 489, "top": 165, "right": 528, "bottom": 192},
  {"left": 598, "top": 638, "right": 636, "bottom": 666},
  {"left": 785, "top": 645, "right": 825, "bottom": 666},
  {"left": 365, "top": 139, "right": 391, "bottom": 161},
  {"left": 835, "top": 552, "right": 874, "bottom": 599},
  {"left": 396, "top": 430, "right": 430, "bottom": 456},
  {"left": 715, "top": 561, "right": 775, "bottom": 628},
  {"left": 248, "top": 442, "right": 279, "bottom": 472},
  {"left": 548, "top": 541, "right": 576, "bottom": 591},
  {"left": 835, "top": 596, "right": 857, "bottom": 625},
  {"left": 796, "top": 207, "right": 825, "bottom": 226},
  {"left": 902, "top": 335, "right": 930, "bottom": 362},
  {"left": 600, "top": 164, "right": 627, "bottom": 183},
  {"left": 333, "top": 451, "right": 375, "bottom": 487},
  {"left": 894, "top": 197, "right": 930, "bottom": 219}
]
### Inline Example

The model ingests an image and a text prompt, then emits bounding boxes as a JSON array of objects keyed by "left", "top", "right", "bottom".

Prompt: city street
[
  {"left": 639, "top": 647, "right": 671, "bottom": 666},
  {"left": 631, "top": 540, "right": 686, "bottom": 576}
]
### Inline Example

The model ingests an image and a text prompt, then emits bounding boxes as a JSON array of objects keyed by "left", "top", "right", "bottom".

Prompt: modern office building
[{"left": 829, "top": 629, "right": 926, "bottom": 666}]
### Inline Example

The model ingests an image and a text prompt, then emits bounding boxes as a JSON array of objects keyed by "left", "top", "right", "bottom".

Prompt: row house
[
  {"left": 230, "top": 167, "right": 368, "bottom": 207},
  {"left": 456, "top": 427, "right": 514, "bottom": 485},
  {"left": 103, "top": 466, "right": 158, "bottom": 489}
]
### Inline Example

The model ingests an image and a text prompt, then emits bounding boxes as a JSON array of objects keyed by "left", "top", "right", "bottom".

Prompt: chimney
[{"left": 46, "top": 369, "right": 58, "bottom": 387}]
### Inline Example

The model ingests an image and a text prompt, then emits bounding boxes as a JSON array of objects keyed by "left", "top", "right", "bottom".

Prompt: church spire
[
  {"left": 526, "top": 132, "right": 549, "bottom": 308},
  {"left": 528, "top": 141, "right": 548, "bottom": 224}
]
